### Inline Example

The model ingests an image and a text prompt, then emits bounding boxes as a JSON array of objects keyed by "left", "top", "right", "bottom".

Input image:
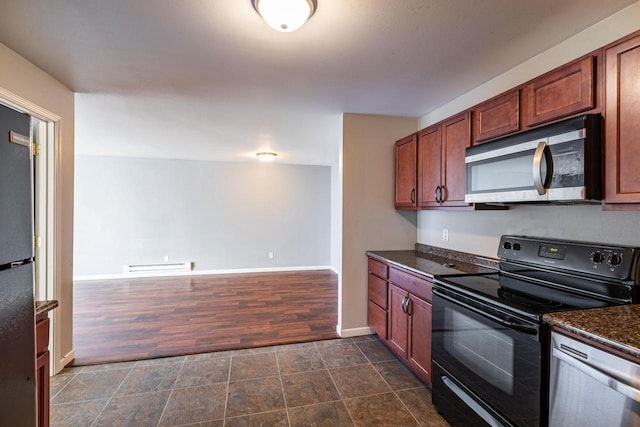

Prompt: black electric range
[{"left": 431, "top": 235, "right": 640, "bottom": 427}]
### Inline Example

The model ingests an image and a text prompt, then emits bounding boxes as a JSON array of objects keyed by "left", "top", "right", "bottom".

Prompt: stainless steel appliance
[
  {"left": 432, "top": 235, "right": 640, "bottom": 427},
  {"left": 464, "top": 114, "right": 602, "bottom": 204},
  {"left": 0, "top": 103, "right": 37, "bottom": 426},
  {"left": 549, "top": 332, "right": 640, "bottom": 427}
]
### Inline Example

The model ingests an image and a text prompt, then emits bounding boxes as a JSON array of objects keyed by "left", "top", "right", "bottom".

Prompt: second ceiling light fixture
[{"left": 251, "top": 0, "right": 317, "bottom": 32}]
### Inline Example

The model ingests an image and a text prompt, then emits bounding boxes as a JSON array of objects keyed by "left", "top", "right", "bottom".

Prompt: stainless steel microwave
[{"left": 465, "top": 114, "right": 602, "bottom": 204}]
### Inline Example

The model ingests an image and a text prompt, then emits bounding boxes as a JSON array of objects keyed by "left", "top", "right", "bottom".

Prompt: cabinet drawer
[
  {"left": 368, "top": 258, "right": 388, "bottom": 279},
  {"left": 389, "top": 267, "right": 432, "bottom": 302},
  {"left": 36, "top": 318, "right": 50, "bottom": 356},
  {"left": 368, "top": 300, "right": 387, "bottom": 340},
  {"left": 368, "top": 273, "right": 388, "bottom": 309}
]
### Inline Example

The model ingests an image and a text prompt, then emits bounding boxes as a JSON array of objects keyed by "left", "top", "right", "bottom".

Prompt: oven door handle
[
  {"left": 441, "top": 375, "right": 509, "bottom": 427},
  {"left": 432, "top": 288, "right": 539, "bottom": 337}
]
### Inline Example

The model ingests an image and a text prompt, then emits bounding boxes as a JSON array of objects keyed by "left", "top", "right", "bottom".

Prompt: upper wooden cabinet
[
  {"left": 473, "top": 90, "right": 520, "bottom": 143},
  {"left": 524, "top": 55, "right": 597, "bottom": 127},
  {"left": 394, "top": 134, "right": 418, "bottom": 209},
  {"left": 604, "top": 33, "right": 640, "bottom": 206},
  {"left": 417, "top": 112, "right": 471, "bottom": 208}
]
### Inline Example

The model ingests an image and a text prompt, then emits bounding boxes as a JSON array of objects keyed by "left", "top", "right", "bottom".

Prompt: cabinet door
[
  {"left": 441, "top": 112, "right": 471, "bottom": 206},
  {"left": 473, "top": 90, "right": 520, "bottom": 143},
  {"left": 417, "top": 124, "right": 442, "bottom": 208},
  {"left": 604, "top": 34, "right": 640, "bottom": 205},
  {"left": 395, "top": 134, "right": 418, "bottom": 209},
  {"left": 36, "top": 350, "right": 50, "bottom": 427},
  {"left": 388, "top": 284, "right": 409, "bottom": 359},
  {"left": 525, "top": 56, "right": 596, "bottom": 126},
  {"left": 408, "top": 295, "right": 432, "bottom": 385}
]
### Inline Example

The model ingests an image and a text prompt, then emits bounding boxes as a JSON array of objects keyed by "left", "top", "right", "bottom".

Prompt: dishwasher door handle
[{"left": 553, "top": 347, "right": 640, "bottom": 403}]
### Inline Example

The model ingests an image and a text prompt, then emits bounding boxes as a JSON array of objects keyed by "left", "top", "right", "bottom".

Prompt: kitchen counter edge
[
  {"left": 544, "top": 305, "right": 640, "bottom": 359},
  {"left": 36, "top": 300, "right": 58, "bottom": 321},
  {"left": 366, "top": 245, "right": 498, "bottom": 279}
]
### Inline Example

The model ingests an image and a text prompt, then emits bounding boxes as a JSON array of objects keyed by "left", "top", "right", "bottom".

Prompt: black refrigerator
[{"left": 0, "top": 103, "right": 37, "bottom": 426}]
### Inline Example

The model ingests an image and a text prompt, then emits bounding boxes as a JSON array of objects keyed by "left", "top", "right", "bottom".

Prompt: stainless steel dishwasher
[{"left": 549, "top": 331, "right": 640, "bottom": 426}]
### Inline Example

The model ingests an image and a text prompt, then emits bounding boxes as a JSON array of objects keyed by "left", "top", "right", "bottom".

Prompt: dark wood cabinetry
[
  {"left": 417, "top": 111, "right": 471, "bottom": 208},
  {"left": 394, "top": 134, "right": 418, "bottom": 209},
  {"left": 524, "top": 55, "right": 597, "bottom": 127},
  {"left": 387, "top": 267, "right": 432, "bottom": 384},
  {"left": 393, "top": 29, "right": 640, "bottom": 211},
  {"left": 367, "top": 258, "right": 388, "bottom": 339},
  {"left": 473, "top": 89, "right": 520, "bottom": 143},
  {"left": 36, "top": 317, "right": 50, "bottom": 427},
  {"left": 604, "top": 33, "right": 640, "bottom": 207},
  {"left": 367, "top": 257, "right": 433, "bottom": 385}
]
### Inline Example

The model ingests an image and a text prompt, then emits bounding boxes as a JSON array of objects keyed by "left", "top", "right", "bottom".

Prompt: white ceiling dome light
[{"left": 251, "top": 0, "right": 317, "bottom": 32}]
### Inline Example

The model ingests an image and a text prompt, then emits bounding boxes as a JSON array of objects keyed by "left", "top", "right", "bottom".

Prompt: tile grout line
[
  {"left": 155, "top": 357, "right": 187, "bottom": 427},
  {"left": 221, "top": 351, "right": 233, "bottom": 425},
  {"left": 274, "top": 349, "right": 292, "bottom": 427},
  {"left": 88, "top": 365, "right": 136, "bottom": 427}
]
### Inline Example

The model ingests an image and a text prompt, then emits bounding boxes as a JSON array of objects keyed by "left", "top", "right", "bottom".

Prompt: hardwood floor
[{"left": 72, "top": 270, "right": 339, "bottom": 366}]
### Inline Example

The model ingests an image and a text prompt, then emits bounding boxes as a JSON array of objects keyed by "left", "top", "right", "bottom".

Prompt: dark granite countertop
[
  {"left": 366, "top": 247, "right": 497, "bottom": 279},
  {"left": 36, "top": 300, "right": 58, "bottom": 318},
  {"left": 544, "top": 305, "right": 640, "bottom": 359}
]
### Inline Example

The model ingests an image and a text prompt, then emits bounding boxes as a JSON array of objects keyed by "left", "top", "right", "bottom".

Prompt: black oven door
[{"left": 432, "top": 286, "right": 544, "bottom": 427}]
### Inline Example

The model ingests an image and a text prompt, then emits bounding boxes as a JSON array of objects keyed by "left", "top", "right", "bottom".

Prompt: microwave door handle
[{"left": 532, "top": 141, "right": 553, "bottom": 195}]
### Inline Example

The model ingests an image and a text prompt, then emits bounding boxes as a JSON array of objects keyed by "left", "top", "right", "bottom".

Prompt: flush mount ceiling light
[
  {"left": 256, "top": 151, "right": 278, "bottom": 161},
  {"left": 251, "top": 0, "right": 317, "bottom": 32}
]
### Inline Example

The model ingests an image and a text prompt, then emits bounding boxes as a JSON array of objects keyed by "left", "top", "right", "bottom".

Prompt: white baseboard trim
[
  {"left": 73, "top": 265, "right": 337, "bottom": 281},
  {"left": 336, "top": 325, "right": 374, "bottom": 338},
  {"left": 56, "top": 349, "right": 75, "bottom": 374}
]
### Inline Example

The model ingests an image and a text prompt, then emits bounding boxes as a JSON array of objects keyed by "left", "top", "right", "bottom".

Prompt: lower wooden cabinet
[
  {"left": 367, "top": 257, "right": 433, "bottom": 385},
  {"left": 387, "top": 282, "right": 432, "bottom": 385},
  {"left": 367, "top": 258, "right": 389, "bottom": 339},
  {"left": 35, "top": 317, "right": 51, "bottom": 427}
]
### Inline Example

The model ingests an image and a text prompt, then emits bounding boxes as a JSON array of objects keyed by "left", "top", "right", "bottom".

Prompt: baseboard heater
[{"left": 123, "top": 262, "right": 193, "bottom": 273}]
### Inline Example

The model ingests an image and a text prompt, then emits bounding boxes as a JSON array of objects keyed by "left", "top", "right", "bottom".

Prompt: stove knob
[
  {"left": 503, "top": 242, "right": 512, "bottom": 250},
  {"left": 512, "top": 243, "right": 521, "bottom": 251},
  {"left": 590, "top": 252, "right": 604, "bottom": 263},
  {"left": 608, "top": 253, "right": 623, "bottom": 266}
]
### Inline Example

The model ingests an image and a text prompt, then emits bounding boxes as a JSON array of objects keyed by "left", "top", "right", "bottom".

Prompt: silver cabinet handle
[
  {"left": 532, "top": 141, "right": 552, "bottom": 195},
  {"left": 553, "top": 347, "right": 640, "bottom": 403}
]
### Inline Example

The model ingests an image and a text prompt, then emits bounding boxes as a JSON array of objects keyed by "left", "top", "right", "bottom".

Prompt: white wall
[
  {"left": 418, "top": 2, "right": 640, "bottom": 257},
  {"left": 0, "top": 42, "right": 75, "bottom": 373},
  {"left": 74, "top": 156, "right": 331, "bottom": 276},
  {"left": 340, "top": 113, "right": 418, "bottom": 335}
]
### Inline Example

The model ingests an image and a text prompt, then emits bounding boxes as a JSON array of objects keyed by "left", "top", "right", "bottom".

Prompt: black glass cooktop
[{"left": 434, "top": 272, "right": 621, "bottom": 321}]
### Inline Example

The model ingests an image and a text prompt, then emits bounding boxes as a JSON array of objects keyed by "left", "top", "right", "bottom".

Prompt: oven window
[{"left": 444, "top": 307, "right": 515, "bottom": 394}]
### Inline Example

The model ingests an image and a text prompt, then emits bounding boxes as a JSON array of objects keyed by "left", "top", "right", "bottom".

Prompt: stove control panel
[{"left": 498, "top": 235, "right": 639, "bottom": 282}]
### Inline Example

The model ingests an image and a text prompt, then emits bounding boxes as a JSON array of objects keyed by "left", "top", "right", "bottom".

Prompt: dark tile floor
[{"left": 50, "top": 336, "right": 450, "bottom": 427}]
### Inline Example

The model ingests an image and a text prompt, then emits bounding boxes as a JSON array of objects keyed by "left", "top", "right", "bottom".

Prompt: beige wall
[
  {"left": 340, "top": 114, "right": 418, "bottom": 334},
  {"left": 0, "top": 42, "right": 74, "bottom": 373}
]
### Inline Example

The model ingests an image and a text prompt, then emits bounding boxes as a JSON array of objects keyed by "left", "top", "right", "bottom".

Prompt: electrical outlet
[
  {"left": 163, "top": 255, "right": 169, "bottom": 262},
  {"left": 442, "top": 229, "right": 449, "bottom": 242},
  {"left": 268, "top": 252, "right": 274, "bottom": 259}
]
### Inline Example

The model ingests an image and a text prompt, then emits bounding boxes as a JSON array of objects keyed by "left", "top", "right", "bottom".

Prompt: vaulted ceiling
[{"left": 0, "top": 0, "right": 636, "bottom": 164}]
